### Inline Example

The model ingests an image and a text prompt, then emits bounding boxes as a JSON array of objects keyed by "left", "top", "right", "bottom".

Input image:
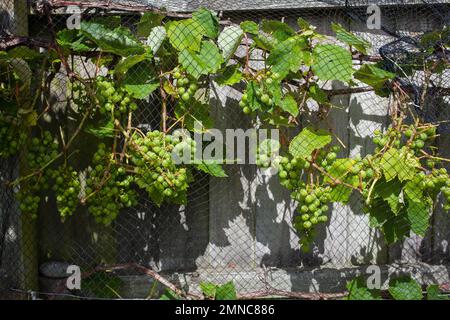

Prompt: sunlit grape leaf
[
  {"left": 192, "top": 8, "right": 219, "bottom": 39},
  {"left": 81, "top": 21, "right": 144, "bottom": 56},
  {"left": 289, "top": 126, "right": 332, "bottom": 158},
  {"left": 332, "top": 23, "right": 371, "bottom": 55},
  {"left": 312, "top": 44, "right": 353, "bottom": 82},
  {"left": 346, "top": 277, "right": 381, "bottom": 300},
  {"left": 218, "top": 26, "right": 244, "bottom": 61},
  {"left": 388, "top": 277, "right": 423, "bottom": 300},
  {"left": 167, "top": 19, "right": 203, "bottom": 52},
  {"left": 267, "top": 37, "right": 307, "bottom": 78}
]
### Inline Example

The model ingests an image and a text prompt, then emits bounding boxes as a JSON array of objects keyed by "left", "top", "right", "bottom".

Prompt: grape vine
[{"left": 0, "top": 8, "right": 448, "bottom": 250}]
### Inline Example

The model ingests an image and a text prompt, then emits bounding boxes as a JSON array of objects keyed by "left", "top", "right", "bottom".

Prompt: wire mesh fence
[{"left": 0, "top": 0, "right": 449, "bottom": 300}]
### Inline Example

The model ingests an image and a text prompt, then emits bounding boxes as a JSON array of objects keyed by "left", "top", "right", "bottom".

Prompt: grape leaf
[
  {"left": 200, "top": 282, "right": 217, "bottom": 298},
  {"left": 240, "top": 21, "right": 259, "bottom": 35},
  {"left": 379, "top": 147, "right": 418, "bottom": 182},
  {"left": 280, "top": 94, "right": 299, "bottom": 117},
  {"left": 332, "top": 23, "right": 371, "bottom": 55},
  {"left": 426, "top": 284, "right": 449, "bottom": 300},
  {"left": 267, "top": 37, "right": 307, "bottom": 79},
  {"left": 346, "top": 277, "right": 381, "bottom": 300},
  {"left": 114, "top": 52, "right": 152, "bottom": 74},
  {"left": 195, "top": 160, "right": 228, "bottom": 177},
  {"left": 146, "top": 26, "right": 167, "bottom": 54},
  {"left": 192, "top": 8, "right": 219, "bottom": 39},
  {"left": 312, "top": 44, "right": 353, "bottom": 82},
  {"left": 137, "top": 12, "right": 164, "bottom": 37},
  {"left": 381, "top": 210, "right": 410, "bottom": 244},
  {"left": 373, "top": 179, "right": 404, "bottom": 214},
  {"left": 167, "top": 19, "right": 203, "bottom": 52},
  {"left": 218, "top": 26, "right": 244, "bottom": 61},
  {"left": 354, "top": 64, "right": 395, "bottom": 89},
  {"left": 81, "top": 22, "right": 144, "bottom": 56},
  {"left": 261, "top": 19, "right": 295, "bottom": 42},
  {"left": 215, "top": 281, "right": 237, "bottom": 300},
  {"left": 289, "top": 126, "right": 332, "bottom": 158},
  {"left": 388, "top": 277, "right": 423, "bottom": 300},
  {"left": 215, "top": 64, "right": 242, "bottom": 86},
  {"left": 123, "top": 62, "right": 159, "bottom": 99},
  {"left": 179, "top": 40, "right": 223, "bottom": 79},
  {"left": 406, "top": 197, "right": 429, "bottom": 236}
]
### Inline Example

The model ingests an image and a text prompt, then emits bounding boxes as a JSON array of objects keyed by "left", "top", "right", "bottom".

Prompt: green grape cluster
[
  {"left": 17, "top": 131, "right": 59, "bottom": 218},
  {"left": 94, "top": 77, "right": 138, "bottom": 116},
  {"left": 372, "top": 125, "right": 436, "bottom": 154},
  {"left": 0, "top": 115, "right": 27, "bottom": 158},
  {"left": 239, "top": 71, "right": 280, "bottom": 114},
  {"left": 255, "top": 139, "right": 280, "bottom": 168},
  {"left": 277, "top": 155, "right": 310, "bottom": 190},
  {"left": 173, "top": 67, "right": 199, "bottom": 102},
  {"left": 419, "top": 168, "right": 450, "bottom": 208},
  {"left": 130, "top": 130, "right": 191, "bottom": 203},
  {"left": 293, "top": 185, "right": 331, "bottom": 231},
  {"left": 49, "top": 166, "right": 80, "bottom": 219},
  {"left": 85, "top": 143, "right": 137, "bottom": 225}
]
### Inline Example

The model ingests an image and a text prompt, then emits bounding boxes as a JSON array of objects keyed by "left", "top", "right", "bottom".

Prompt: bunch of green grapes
[
  {"left": 85, "top": 143, "right": 137, "bottom": 225},
  {"left": 94, "top": 77, "right": 138, "bottom": 116},
  {"left": 239, "top": 71, "right": 280, "bottom": 114},
  {"left": 130, "top": 130, "right": 191, "bottom": 203},
  {"left": 173, "top": 67, "right": 199, "bottom": 102},
  {"left": 255, "top": 139, "right": 280, "bottom": 169},
  {"left": 0, "top": 115, "right": 27, "bottom": 158},
  {"left": 17, "top": 131, "right": 59, "bottom": 218},
  {"left": 293, "top": 185, "right": 331, "bottom": 231},
  {"left": 277, "top": 155, "right": 310, "bottom": 190},
  {"left": 49, "top": 166, "right": 80, "bottom": 220},
  {"left": 419, "top": 168, "right": 450, "bottom": 208},
  {"left": 372, "top": 125, "right": 436, "bottom": 154}
]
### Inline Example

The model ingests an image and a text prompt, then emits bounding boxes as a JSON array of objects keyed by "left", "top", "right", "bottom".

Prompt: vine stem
[
  {"left": 365, "top": 177, "right": 379, "bottom": 206},
  {"left": 420, "top": 150, "right": 450, "bottom": 162}
]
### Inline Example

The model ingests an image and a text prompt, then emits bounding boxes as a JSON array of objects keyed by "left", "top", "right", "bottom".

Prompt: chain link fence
[{"left": 0, "top": 0, "right": 449, "bottom": 300}]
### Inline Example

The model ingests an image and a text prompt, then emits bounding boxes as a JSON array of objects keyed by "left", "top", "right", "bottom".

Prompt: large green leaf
[
  {"left": 332, "top": 23, "right": 371, "bottom": 55},
  {"left": 123, "top": 62, "right": 159, "bottom": 99},
  {"left": 280, "top": 94, "right": 299, "bottom": 117},
  {"left": 215, "top": 64, "right": 242, "bottom": 86},
  {"left": 167, "top": 19, "right": 204, "bottom": 52},
  {"left": 218, "top": 26, "right": 244, "bottom": 61},
  {"left": 179, "top": 40, "right": 223, "bottom": 79},
  {"left": 261, "top": 19, "right": 295, "bottom": 42},
  {"left": 406, "top": 197, "right": 429, "bottom": 236},
  {"left": 267, "top": 37, "right": 307, "bottom": 79},
  {"left": 146, "top": 26, "right": 167, "bottom": 54},
  {"left": 379, "top": 147, "right": 419, "bottom": 182},
  {"left": 114, "top": 52, "right": 152, "bottom": 74},
  {"left": 426, "top": 284, "right": 449, "bottom": 300},
  {"left": 373, "top": 179, "right": 403, "bottom": 214},
  {"left": 240, "top": 21, "right": 259, "bottom": 35},
  {"left": 289, "top": 126, "right": 332, "bottom": 158},
  {"left": 312, "top": 44, "right": 353, "bottom": 82},
  {"left": 81, "top": 21, "right": 144, "bottom": 56},
  {"left": 354, "top": 64, "right": 395, "bottom": 89},
  {"left": 215, "top": 281, "right": 237, "bottom": 300},
  {"left": 136, "top": 12, "right": 164, "bottom": 37},
  {"left": 388, "top": 277, "right": 423, "bottom": 300},
  {"left": 381, "top": 210, "right": 410, "bottom": 244},
  {"left": 346, "top": 277, "right": 381, "bottom": 300},
  {"left": 192, "top": 8, "right": 219, "bottom": 39}
]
